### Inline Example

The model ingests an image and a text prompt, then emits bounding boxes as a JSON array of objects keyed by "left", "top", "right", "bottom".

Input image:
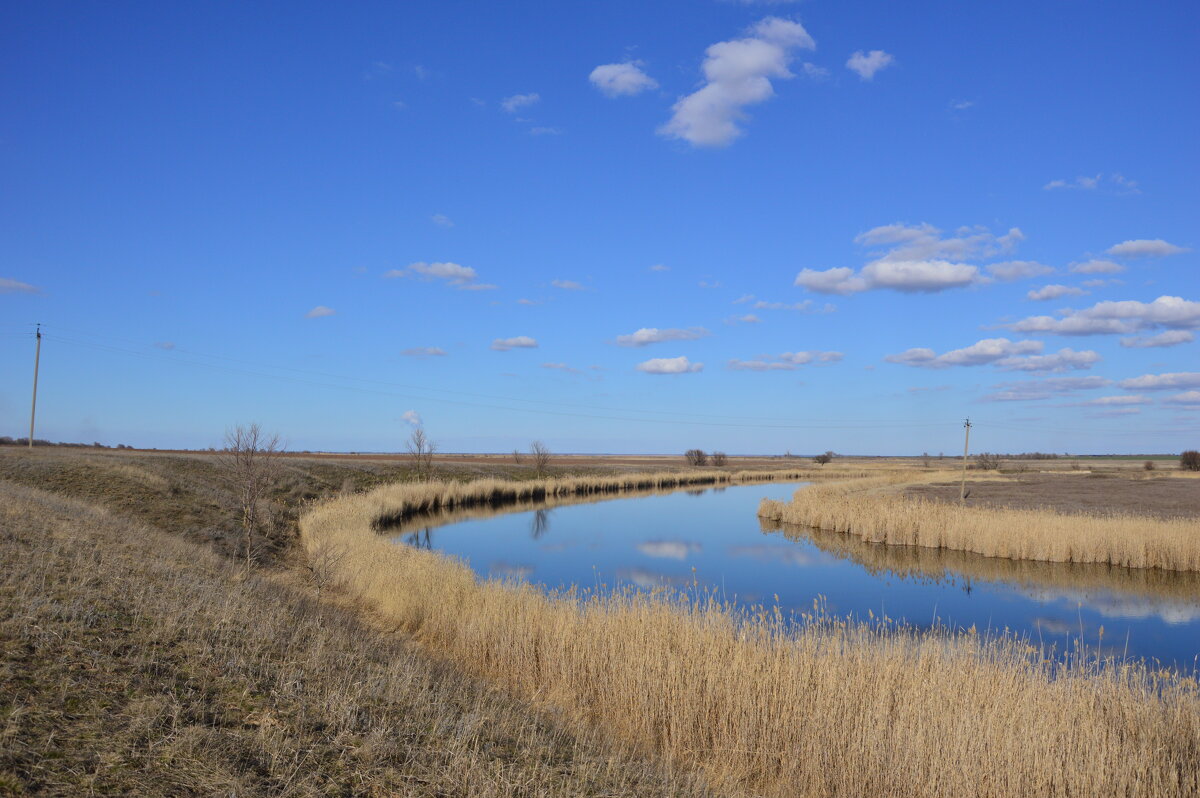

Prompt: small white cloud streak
[
  {"left": 1119, "top": 330, "right": 1194, "bottom": 349},
  {"left": 491, "top": 336, "right": 539, "bottom": 351},
  {"left": 401, "top": 346, "right": 447, "bottom": 357},
  {"left": 0, "top": 277, "right": 41, "bottom": 294},
  {"left": 1069, "top": 259, "right": 1124, "bottom": 274},
  {"left": 402, "top": 410, "right": 422, "bottom": 427},
  {"left": 589, "top": 62, "right": 659, "bottom": 97},
  {"left": 1118, "top": 372, "right": 1200, "bottom": 391},
  {"left": 551, "top": 279, "right": 586, "bottom": 290},
  {"left": 430, "top": 213, "right": 454, "bottom": 227},
  {"left": 846, "top": 49, "right": 894, "bottom": 80},
  {"left": 1163, "top": 390, "right": 1200, "bottom": 406},
  {"left": 616, "top": 327, "right": 710, "bottom": 347},
  {"left": 1027, "top": 284, "right": 1087, "bottom": 301},
  {"left": 305, "top": 305, "right": 336, "bottom": 318},
  {"left": 729, "top": 350, "right": 842, "bottom": 371},
  {"left": 1106, "top": 239, "right": 1189, "bottom": 258},
  {"left": 501, "top": 93, "right": 540, "bottom": 113},
  {"left": 637, "top": 356, "right": 703, "bottom": 374},
  {"left": 636, "top": 540, "right": 702, "bottom": 560}
]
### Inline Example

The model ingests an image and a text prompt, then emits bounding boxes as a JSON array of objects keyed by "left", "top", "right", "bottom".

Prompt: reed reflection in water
[{"left": 394, "top": 481, "right": 1200, "bottom": 666}]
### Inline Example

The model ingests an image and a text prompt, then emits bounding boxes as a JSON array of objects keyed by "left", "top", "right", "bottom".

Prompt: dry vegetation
[
  {"left": 758, "top": 473, "right": 1200, "bottom": 572},
  {"left": 0, "top": 468, "right": 712, "bottom": 796},
  {"left": 301, "top": 473, "right": 1200, "bottom": 798}
]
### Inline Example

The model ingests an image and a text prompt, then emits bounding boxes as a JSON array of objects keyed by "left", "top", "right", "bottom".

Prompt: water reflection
[
  {"left": 392, "top": 480, "right": 1200, "bottom": 666},
  {"left": 761, "top": 517, "right": 1200, "bottom": 620}
]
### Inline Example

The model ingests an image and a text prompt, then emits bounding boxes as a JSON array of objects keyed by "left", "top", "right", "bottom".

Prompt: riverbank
[
  {"left": 300, "top": 473, "right": 1200, "bottom": 798},
  {"left": 758, "top": 473, "right": 1200, "bottom": 572}
]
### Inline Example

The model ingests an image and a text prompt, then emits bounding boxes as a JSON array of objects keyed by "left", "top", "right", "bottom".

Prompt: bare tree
[
  {"left": 1181, "top": 450, "right": 1200, "bottom": 471},
  {"left": 711, "top": 451, "right": 728, "bottom": 467},
  {"left": 684, "top": 449, "right": 708, "bottom": 466},
  {"left": 530, "top": 440, "right": 551, "bottom": 478},
  {"left": 512, "top": 448, "right": 523, "bottom": 464},
  {"left": 217, "top": 423, "right": 284, "bottom": 575},
  {"left": 407, "top": 427, "right": 437, "bottom": 481},
  {"left": 813, "top": 450, "right": 834, "bottom": 465}
]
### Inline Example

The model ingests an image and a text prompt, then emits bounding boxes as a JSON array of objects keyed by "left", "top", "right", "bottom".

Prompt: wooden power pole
[
  {"left": 29, "top": 325, "right": 42, "bottom": 449},
  {"left": 959, "top": 417, "right": 971, "bottom": 502}
]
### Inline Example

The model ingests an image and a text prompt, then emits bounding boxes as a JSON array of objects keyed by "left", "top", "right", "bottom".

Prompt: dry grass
[
  {"left": 759, "top": 475, "right": 1200, "bottom": 572},
  {"left": 763, "top": 517, "right": 1200, "bottom": 608},
  {"left": 301, "top": 476, "right": 1200, "bottom": 798},
  {"left": 0, "top": 480, "right": 712, "bottom": 797}
]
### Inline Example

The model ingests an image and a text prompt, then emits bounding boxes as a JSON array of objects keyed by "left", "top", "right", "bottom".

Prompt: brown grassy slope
[{"left": 0, "top": 480, "right": 711, "bottom": 797}]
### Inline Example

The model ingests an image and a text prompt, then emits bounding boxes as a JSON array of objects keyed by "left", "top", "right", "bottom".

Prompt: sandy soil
[{"left": 906, "top": 474, "right": 1200, "bottom": 519}]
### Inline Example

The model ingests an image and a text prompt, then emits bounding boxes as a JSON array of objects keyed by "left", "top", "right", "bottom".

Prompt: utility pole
[
  {"left": 29, "top": 325, "right": 42, "bottom": 449},
  {"left": 959, "top": 417, "right": 971, "bottom": 502}
]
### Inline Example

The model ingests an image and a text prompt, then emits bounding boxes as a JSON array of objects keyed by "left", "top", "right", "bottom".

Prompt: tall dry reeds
[
  {"left": 759, "top": 478, "right": 1200, "bottom": 572},
  {"left": 300, "top": 475, "right": 1200, "bottom": 798}
]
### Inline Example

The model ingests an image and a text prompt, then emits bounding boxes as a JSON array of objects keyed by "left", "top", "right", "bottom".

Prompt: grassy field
[
  {"left": 302, "top": 470, "right": 1200, "bottom": 798},
  {"left": 0, "top": 449, "right": 715, "bottom": 797}
]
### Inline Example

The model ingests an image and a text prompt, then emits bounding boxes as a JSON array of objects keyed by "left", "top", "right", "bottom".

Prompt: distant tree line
[{"left": 0, "top": 437, "right": 134, "bottom": 449}]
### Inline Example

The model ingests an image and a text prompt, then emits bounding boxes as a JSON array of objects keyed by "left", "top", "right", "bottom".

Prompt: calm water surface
[{"left": 393, "top": 481, "right": 1200, "bottom": 668}]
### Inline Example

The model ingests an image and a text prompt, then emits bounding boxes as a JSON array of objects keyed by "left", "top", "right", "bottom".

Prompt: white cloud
[
  {"left": 1119, "top": 330, "right": 1194, "bottom": 349},
  {"left": 981, "top": 375, "right": 1111, "bottom": 402},
  {"left": 401, "top": 346, "right": 447, "bottom": 357},
  {"left": 1007, "top": 295, "right": 1200, "bottom": 336},
  {"left": 1071, "top": 395, "right": 1151, "bottom": 407},
  {"left": 796, "top": 223, "right": 1025, "bottom": 295},
  {"left": 551, "top": 279, "right": 586, "bottom": 290},
  {"left": 501, "top": 93, "right": 540, "bottom": 113},
  {"left": 589, "top": 62, "right": 659, "bottom": 97},
  {"left": 1044, "top": 173, "right": 1141, "bottom": 193},
  {"left": 390, "top": 261, "right": 496, "bottom": 291},
  {"left": 1027, "top": 284, "right": 1087, "bottom": 301},
  {"left": 0, "top": 277, "right": 41, "bottom": 294},
  {"left": 636, "top": 540, "right": 702, "bottom": 559},
  {"left": 616, "top": 327, "right": 710, "bottom": 347},
  {"left": 154, "top": 341, "right": 175, "bottom": 350},
  {"left": 846, "top": 49, "right": 894, "bottom": 80},
  {"left": 883, "top": 338, "right": 1097, "bottom": 373},
  {"left": 1069, "top": 259, "right": 1124, "bottom": 274},
  {"left": 1118, "top": 372, "right": 1200, "bottom": 391},
  {"left": 1163, "top": 391, "right": 1200, "bottom": 406},
  {"left": 996, "top": 349, "right": 1101, "bottom": 373},
  {"left": 729, "top": 350, "right": 841, "bottom": 370},
  {"left": 987, "top": 261, "right": 1054, "bottom": 281},
  {"left": 402, "top": 410, "right": 422, "bottom": 427},
  {"left": 637, "top": 356, "right": 703, "bottom": 374},
  {"left": 305, "top": 306, "right": 336, "bottom": 318},
  {"left": 950, "top": 99, "right": 974, "bottom": 111},
  {"left": 734, "top": 313, "right": 762, "bottom": 323},
  {"left": 801, "top": 62, "right": 830, "bottom": 79},
  {"left": 1106, "top": 239, "right": 1189, "bottom": 258},
  {"left": 491, "top": 336, "right": 538, "bottom": 351},
  {"left": 541, "top": 362, "right": 581, "bottom": 374},
  {"left": 430, "top": 213, "right": 454, "bottom": 227},
  {"left": 649, "top": 263, "right": 670, "bottom": 272},
  {"left": 753, "top": 299, "right": 825, "bottom": 312},
  {"left": 658, "top": 17, "right": 815, "bottom": 147},
  {"left": 516, "top": 298, "right": 540, "bottom": 306},
  {"left": 733, "top": 294, "right": 755, "bottom": 304}
]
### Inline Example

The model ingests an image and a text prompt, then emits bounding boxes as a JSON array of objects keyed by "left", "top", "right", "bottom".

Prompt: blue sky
[{"left": 2, "top": 0, "right": 1197, "bottom": 454}]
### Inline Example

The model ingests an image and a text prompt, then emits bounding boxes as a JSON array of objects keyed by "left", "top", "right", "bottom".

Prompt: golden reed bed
[
  {"left": 300, "top": 472, "right": 1200, "bottom": 797},
  {"left": 758, "top": 476, "right": 1200, "bottom": 572}
]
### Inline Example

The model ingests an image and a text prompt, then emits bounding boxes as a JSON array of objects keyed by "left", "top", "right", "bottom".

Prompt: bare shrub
[
  {"left": 975, "top": 452, "right": 1001, "bottom": 471},
  {"left": 813, "top": 451, "right": 834, "bottom": 466},
  {"left": 1144, "top": 460, "right": 1156, "bottom": 472},
  {"left": 711, "top": 451, "right": 728, "bottom": 467},
  {"left": 684, "top": 449, "right": 707, "bottom": 467},
  {"left": 512, "top": 448, "right": 523, "bottom": 464},
  {"left": 1182, "top": 450, "right": 1200, "bottom": 471},
  {"left": 530, "top": 441, "right": 552, "bottom": 478},
  {"left": 217, "top": 423, "right": 283, "bottom": 574},
  {"left": 407, "top": 427, "right": 437, "bottom": 481}
]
